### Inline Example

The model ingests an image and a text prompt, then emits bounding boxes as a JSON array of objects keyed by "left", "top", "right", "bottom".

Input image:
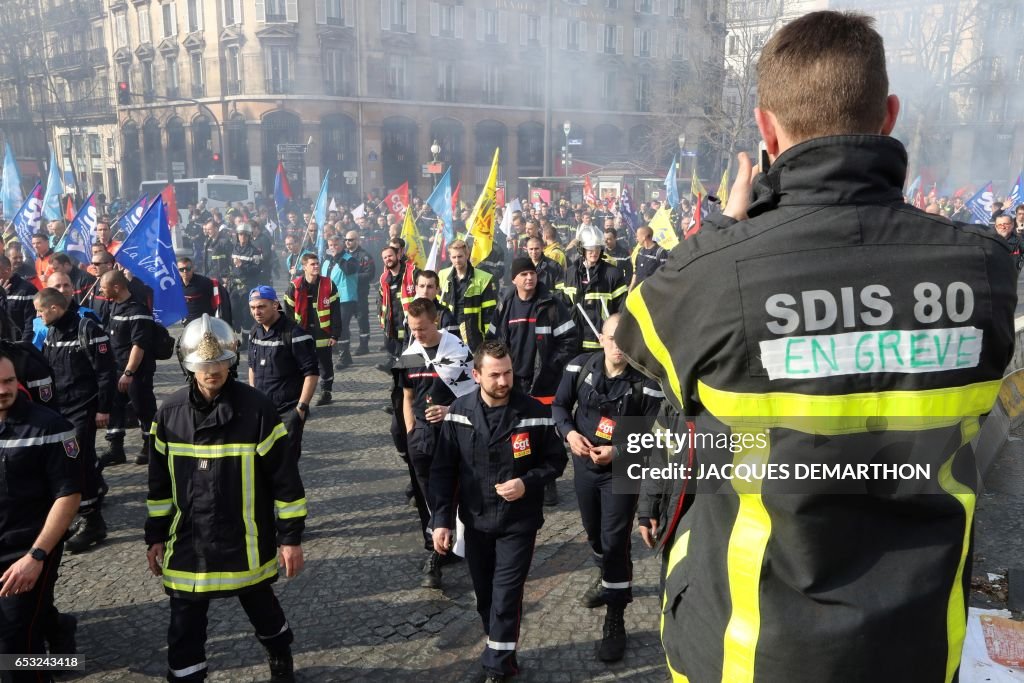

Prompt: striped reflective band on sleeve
[
  {"left": 643, "top": 387, "right": 665, "bottom": 398},
  {"left": 291, "top": 334, "right": 313, "bottom": 344},
  {"left": 146, "top": 498, "right": 173, "bottom": 517},
  {"left": 275, "top": 498, "right": 308, "bottom": 519},
  {"left": 25, "top": 378, "right": 53, "bottom": 388},
  {"left": 610, "top": 284, "right": 629, "bottom": 299},
  {"left": 89, "top": 335, "right": 110, "bottom": 344},
  {"left": 624, "top": 284, "right": 688, "bottom": 408},
  {"left": 553, "top": 320, "right": 575, "bottom": 336},
  {"left": 534, "top": 326, "right": 552, "bottom": 335},
  {"left": 486, "top": 640, "right": 516, "bottom": 651},
  {"left": 514, "top": 418, "right": 554, "bottom": 428},
  {"left": 168, "top": 661, "right": 208, "bottom": 678},
  {"left": 0, "top": 429, "right": 75, "bottom": 448},
  {"left": 251, "top": 338, "right": 285, "bottom": 347},
  {"left": 445, "top": 413, "right": 472, "bottom": 425},
  {"left": 149, "top": 423, "right": 167, "bottom": 455},
  {"left": 566, "top": 364, "right": 582, "bottom": 373},
  {"left": 6, "top": 295, "right": 33, "bottom": 301},
  {"left": 241, "top": 453, "right": 259, "bottom": 569},
  {"left": 111, "top": 314, "right": 154, "bottom": 321},
  {"left": 314, "top": 338, "right": 332, "bottom": 348},
  {"left": 257, "top": 422, "right": 289, "bottom": 456}
]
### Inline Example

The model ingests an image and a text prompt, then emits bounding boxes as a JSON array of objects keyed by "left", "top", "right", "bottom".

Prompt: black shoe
[
  {"left": 421, "top": 551, "right": 442, "bottom": 589},
  {"left": 48, "top": 613, "right": 77, "bottom": 655},
  {"left": 65, "top": 512, "right": 107, "bottom": 553},
  {"left": 543, "top": 481, "right": 559, "bottom": 507},
  {"left": 404, "top": 482, "right": 414, "bottom": 501},
  {"left": 383, "top": 405, "right": 394, "bottom": 414},
  {"left": 98, "top": 443, "right": 126, "bottom": 467},
  {"left": 354, "top": 342, "right": 370, "bottom": 356},
  {"left": 315, "top": 391, "right": 333, "bottom": 406},
  {"left": 439, "top": 551, "right": 462, "bottom": 566},
  {"left": 375, "top": 362, "right": 394, "bottom": 374},
  {"left": 267, "top": 648, "right": 295, "bottom": 683},
  {"left": 336, "top": 351, "right": 353, "bottom": 370},
  {"left": 597, "top": 604, "right": 627, "bottom": 662},
  {"left": 135, "top": 452, "right": 149, "bottom": 465},
  {"left": 581, "top": 571, "right": 605, "bottom": 608}
]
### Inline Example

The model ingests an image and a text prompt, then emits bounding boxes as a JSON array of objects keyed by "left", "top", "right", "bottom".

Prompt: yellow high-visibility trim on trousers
[{"left": 663, "top": 529, "right": 691, "bottom": 683}]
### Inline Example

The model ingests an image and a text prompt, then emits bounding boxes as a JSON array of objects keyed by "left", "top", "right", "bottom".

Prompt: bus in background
[{"left": 140, "top": 175, "right": 257, "bottom": 218}]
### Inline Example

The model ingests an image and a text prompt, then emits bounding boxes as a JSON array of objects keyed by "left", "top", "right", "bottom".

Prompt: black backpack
[{"left": 153, "top": 323, "right": 176, "bottom": 360}]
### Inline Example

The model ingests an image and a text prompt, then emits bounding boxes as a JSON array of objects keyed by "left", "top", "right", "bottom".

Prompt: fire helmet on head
[
  {"left": 577, "top": 224, "right": 604, "bottom": 252},
  {"left": 177, "top": 314, "right": 238, "bottom": 373}
]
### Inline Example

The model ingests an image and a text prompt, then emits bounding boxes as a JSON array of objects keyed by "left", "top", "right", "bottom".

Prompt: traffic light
[
  {"left": 117, "top": 81, "right": 131, "bottom": 105},
  {"left": 211, "top": 152, "right": 221, "bottom": 164}
]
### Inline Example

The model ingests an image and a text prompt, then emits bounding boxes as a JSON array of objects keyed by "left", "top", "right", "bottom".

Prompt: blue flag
[
  {"left": 11, "top": 182, "right": 43, "bottom": 259},
  {"left": 41, "top": 146, "right": 63, "bottom": 221},
  {"left": 2, "top": 143, "right": 23, "bottom": 221},
  {"left": 664, "top": 156, "right": 680, "bottom": 211},
  {"left": 965, "top": 182, "right": 995, "bottom": 225},
  {"left": 620, "top": 185, "right": 638, "bottom": 236},
  {"left": 1007, "top": 173, "right": 1023, "bottom": 212},
  {"left": 114, "top": 198, "right": 187, "bottom": 326},
  {"left": 58, "top": 192, "right": 96, "bottom": 264},
  {"left": 115, "top": 194, "right": 149, "bottom": 238},
  {"left": 312, "top": 173, "right": 330, "bottom": 260},
  {"left": 425, "top": 168, "right": 453, "bottom": 244}
]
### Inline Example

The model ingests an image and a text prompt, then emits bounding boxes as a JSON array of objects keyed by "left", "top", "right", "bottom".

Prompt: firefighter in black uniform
[
  {"left": 178, "top": 256, "right": 233, "bottom": 326},
  {"left": 487, "top": 257, "right": 578, "bottom": 506},
  {"left": 430, "top": 341, "right": 567, "bottom": 683},
  {"left": 230, "top": 223, "right": 262, "bottom": 336},
  {"left": 36, "top": 288, "right": 116, "bottom": 553},
  {"left": 284, "top": 253, "right": 341, "bottom": 406},
  {"left": 615, "top": 12, "right": 1018, "bottom": 681},
  {"left": 602, "top": 228, "right": 633, "bottom": 283},
  {"left": 248, "top": 286, "right": 319, "bottom": 464},
  {"left": 398, "top": 297, "right": 473, "bottom": 590},
  {"left": 50, "top": 253, "right": 95, "bottom": 305},
  {"left": 349, "top": 232, "right": 376, "bottom": 356},
  {"left": 98, "top": 270, "right": 157, "bottom": 467},
  {"left": 525, "top": 237, "right": 564, "bottom": 293},
  {"left": 403, "top": 270, "right": 460, "bottom": 341},
  {"left": 85, "top": 250, "right": 115, "bottom": 326},
  {"left": 146, "top": 314, "right": 306, "bottom": 683},
  {"left": 629, "top": 225, "right": 669, "bottom": 289},
  {"left": 0, "top": 349, "right": 81, "bottom": 675},
  {"left": 551, "top": 314, "right": 663, "bottom": 662},
  {"left": 198, "top": 220, "right": 232, "bottom": 281},
  {"left": 0, "top": 254, "right": 39, "bottom": 343},
  {"left": 557, "top": 226, "right": 628, "bottom": 353}
]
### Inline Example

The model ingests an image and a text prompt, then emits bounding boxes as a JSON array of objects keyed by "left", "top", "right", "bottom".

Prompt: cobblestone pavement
[{"left": 55, "top": 326, "right": 669, "bottom": 682}]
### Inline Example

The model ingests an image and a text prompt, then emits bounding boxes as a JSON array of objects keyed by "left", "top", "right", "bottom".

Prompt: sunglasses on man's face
[
  {"left": 178, "top": 266, "right": 192, "bottom": 272},
  {"left": 344, "top": 239, "right": 355, "bottom": 242},
  {"left": 91, "top": 262, "right": 110, "bottom": 267}
]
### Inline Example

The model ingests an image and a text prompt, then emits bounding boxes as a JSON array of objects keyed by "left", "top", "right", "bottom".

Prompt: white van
[{"left": 139, "top": 175, "right": 257, "bottom": 214}]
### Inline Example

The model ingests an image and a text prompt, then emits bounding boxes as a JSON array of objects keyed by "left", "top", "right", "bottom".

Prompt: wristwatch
[
  {"left": 123, "top": 369, "right": 135, "bottom": 377},
  {"left": 297, "top": 402, "right": 309, "bottom": 412},
  {"left": 28, "top": 547, "right": 46, "bottom": 562}
]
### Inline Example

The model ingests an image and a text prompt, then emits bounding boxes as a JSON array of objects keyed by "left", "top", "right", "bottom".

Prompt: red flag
[
  {"left": 383, "top": 182, "right": 409, "bottom": 221},
  {"left": 684, "top": 194, "right": 702, "bottom": 239},
  {"left": 451, "top": 182, "right": 461, "bottom": 214},
  {"left": 63, "top": 196, "right": 75, "bottom": 222},
  {"left": 583, "top": 175, "right": 598, "bottom": 207},
  {"left": 496, "top": 185, "right": 505, "bottom": 209},
  {"left": 161, "top": 184, "right": 179, "bottom": 227}
]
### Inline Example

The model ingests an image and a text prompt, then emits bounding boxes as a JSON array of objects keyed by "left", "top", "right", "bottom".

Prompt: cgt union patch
[
  {"left": 512, "top": 432, "right": 531, "bottom": 458},
  {"left": 62, "top": 436, "right": 80, "bottom": 459}
]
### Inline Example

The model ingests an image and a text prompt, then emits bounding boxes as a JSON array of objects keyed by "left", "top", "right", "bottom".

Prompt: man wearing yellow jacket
[{"left": 616, "top": 11, "right": 1017, "bottom": 683}]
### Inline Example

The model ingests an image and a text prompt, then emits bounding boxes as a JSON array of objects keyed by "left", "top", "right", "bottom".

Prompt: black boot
[
  {"left": 355, "top": 337, "right": 370, "bottom": 356},
  {"left": 267, "top": 646, "right": 295, "bottom": 683},
  {"left": 543, "top": 481, "right": 559, "bottom": 507},
  {"left": 65, "top": 510, "right": 107, "bottom": 553},
  {"left": 597, "top": 604, "right": 627, "bottom": 662},
  {"left": 98, "top": 439, "right": 126, "bottom": 467},
  {"left": 47, "top": 612, "right": 77, "bottom": 655},
  {"left": 580, "top": 567, "right": 605, "bottom": 608},
  {"left": 421, "top": 551, "right": 442, "bottom": 589},
  {"left": 336, "top": 349, "right": 353, "bottom": 370},
  {"left": 135, "top": 436, "right": 150, "bottom": 465},
  {"left": 315, "top": 390, "right": 333, "bottom": 406}
]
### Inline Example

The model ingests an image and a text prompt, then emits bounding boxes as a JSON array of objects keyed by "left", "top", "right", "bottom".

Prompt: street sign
[
  {"left": 345, "top": 177, "right": 357, "bottom": 185},
  {"left": 342, "top": 171, "right": 358, "bottom": 178},
  {"left": 277, "top": 143, "right": 308, "bottom": 154},
  {"left": 568, "top": 139, "right": 582, "bottom": 146}
]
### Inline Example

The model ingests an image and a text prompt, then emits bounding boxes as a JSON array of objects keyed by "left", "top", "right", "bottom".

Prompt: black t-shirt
[
  {"left": 481, "top": 401, "right": 509, "bottom": 447},
  {"left": 506, "top": 295, "right": 538, "bottom": 383},
  {"left": 399, "top": 345, "right": 456, "bottom": 421}
]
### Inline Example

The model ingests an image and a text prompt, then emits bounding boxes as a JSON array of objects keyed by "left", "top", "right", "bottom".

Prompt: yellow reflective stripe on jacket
[
  {"left": 257, "top": 422, "right": 288, "bottom": 456},
  {"left": 315, "top": 338, "right": 332, "bottom": 348},
  {"left": 165, "top": 445, "right": 182, "bottom": 569},
  {"left": 146, "top": 498, "right": 173, "bottom": 517},
  {"left": 275, "top": 497, "right": 308, "bottom": 519},
  {"left": 162, "top": 558, "right": 279, "bottom": 593},
  {"left": 166, "top": 442, "right": 256, "bottom": 458},
  {"left": 938, "top": 418, "right": 979, "bottom": 683},
  {"left": 624, "top": 285, "right": 685, "bottom": 407},
  {"left": 283, "top": 295, "right": 295, "bottom": 307},
  {"left": 241, "top": 453, "right": 259, "bottom": 570}
]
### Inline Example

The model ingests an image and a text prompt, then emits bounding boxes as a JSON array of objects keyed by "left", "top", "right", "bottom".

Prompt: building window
[
  {"left": 141, "top": 60, "right": 155, "bottom": 97},
  {"left": 119, "top": 62, "right": 131, "bottom": 88},
  {"left": 187, "top": 0, "right": 203, "bottom": 32},
  {"left": 606, "top": 0, "right": 620, "bottom": 8},
  {"left": 223, "top": 0, "right": 241, "bottom": 25},
  {"left": 265, "top": 46, "right": 291, "bottom": 94},
  {"left": 635, "top": 73, "right": 649, "bottom": 111},
  {"left": 439, "top": 4, "right": 455, "bottom": 36},
  {"left": 162, "top": 2, "right": 177, "bottom": 38},
  {"left": 727, "top": 34, "right": 737, "bottom": 56},
  {"left": 525, "top": 75, "right": 542, "bottom": 107},
  {"left": 673, "top": 30, "right": 684, "bottom": 59},
  {"left": 567, "top": 20, "right": 582, "bottom": 50},
  {"left": 138, "top": 7, "right": 151, "bottom": 43},
  {"left": 190, "top": 52, "right": 204, "bottom": 96},
  {"left": 324, "top": 48, "right": 347, "bottom": 95},
  {"left": 602, "top": 71, "right": 617, "bottom": 108},
  {"left": 525, "top": 14, "right": 540, "bottom": 43},
  {"left": 166, "top": 56, "right": 180, "bottom": 97},
  {"left": 114, "top": 12, "right": 128, "bottom": 48},
  {"left": 106, "top": 137, "right": 115, "bottom": 157},
  {"left": 89, "top": 134, "right": 101, "bottom": 157},
  {"left": 636, "top": 0, "right": 653, "bottom": 13},
  {"left": 603, "top": 24, "right": 620, "bottom": 54},
  {"left": 386, "top": 54, "right": 407, "bottom": 98},
  {"left": 637, "top": 28, "right": 653, "bottom": 57},
  {"left": 389, "top": 0, "right": 408, "bottom": 31},
  {"left": 483, "top": 9, "right": 498, "bottom": 41},
  {"left": 225, "top": 46, "right": 241, "bottom": 94},
  {"left": 483, "top": 64, "right": 501, "bottom": 104},
  {"left": 438, "top": 61, "right": 456, "bottom": 101},
  {"left": 266, "top": 0, "right": 288, "bottom": 23},
  {"left": 325, "top": 0, "right": 344, "bottom": 25}
]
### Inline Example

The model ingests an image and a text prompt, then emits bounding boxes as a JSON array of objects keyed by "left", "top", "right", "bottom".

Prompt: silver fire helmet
[{"left": 177, "top": 314, "right": 238, "bottom": 373}]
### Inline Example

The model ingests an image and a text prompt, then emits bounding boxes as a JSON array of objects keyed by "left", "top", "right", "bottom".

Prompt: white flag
[
  {"left": 351, "top": 203, "right": 365, "bottom": 219},
  {"left": 498, "top": 198, "right": 521, "bottom": 237},
  {"left": 328, "top": 197, "right": 338, "bottom": 213}
]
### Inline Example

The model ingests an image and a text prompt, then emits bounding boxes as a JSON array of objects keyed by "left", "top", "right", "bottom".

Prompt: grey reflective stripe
[
  {"left": 257, "top": 621, "right": 290, "bottom": 640},
  {"left": 50, "top": 341, "right": 79, "bottom": 348},
  {"left": 643, "top": 387, "right": 665, "bottom": 398},
  {"left": 602, "top": 579, "right": 631, "bottom": 589},
  {"left": 89, "top": 335, "right": 110, "bottom": 344},
  {"left": 553, "top": 320, "right": 575, "bottom": 336},
  {"left": 514, "top": 418, "right": 553, "bottom": 428},
  {"left": 445, "top": 413, "right": 472, "bottom": 425},
  {"left": 291, "top": 334, "right": 313, "bottom": 344},
  {"left": 169, "top": 661, "right": 208, "bottom": 678},
  {"left": 26, "top": 378, "right": 52, "bottom": 388},
  {"left": 251, "top": 338, "right": 285, "bottom": 347},
  {"left": 534, "top": 326, "right": 552, "bottom": 335},
  {"left": 111, "top": 314, "right": 154, "bottom": 321},
  {"left": 233, "top": 255, "right": 256, "bottom": 261},
  {"left": 6, "top": 295, "right": 33, "bottom": 301},
  {"left": 486, "top": 323, "right": 496, "bottom": 334},
  {"left": 487, "top": 640, "right": 517, "bottom": 651},
  {"left": 0, "top": 429, "right": 76, "bottom": 448},
  {"left": 566, "top": 364, "right": 582, "bottom": 372}
]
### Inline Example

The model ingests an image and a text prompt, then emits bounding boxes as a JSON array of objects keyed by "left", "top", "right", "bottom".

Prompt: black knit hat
[{"left": 510, "top": 257, "right": 536, "bottom": 279}]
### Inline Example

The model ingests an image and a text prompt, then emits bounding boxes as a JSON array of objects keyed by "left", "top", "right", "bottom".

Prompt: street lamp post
[
  {"left": 562, "top": 120, "right": 572, "bottom": 178},
  {"left": 430, "top": 139, "right": 441, "bottom": 188}
]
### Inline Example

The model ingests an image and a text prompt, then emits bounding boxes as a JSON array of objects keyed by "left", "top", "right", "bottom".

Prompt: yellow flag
[
  {"left": 690, "top": 167, "right": 707, "bottom": 200},
  {"left": 469, "top": 148, "right": 500, "bottom": 266},
  {"left": 718, "top": 166, "right": 729, "bottom": 205},
  {"left": 401, "top": 205, "right": 426, "bottom": 269},
  {"left": 649, "top": 205, "right": 678, "bottom": 251}
]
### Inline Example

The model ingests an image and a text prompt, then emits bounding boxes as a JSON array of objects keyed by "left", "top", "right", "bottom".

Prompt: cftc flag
[
  {"left": 965, "top": 182, "right": 995, "bottom": 225},
  {"left": 312, "top": 173, "right": 330, "bottom": 260},
  {"left": 11, "top": 182, "right": 43, "bottom": 259},
  {"left": 114, "top": 197, "right": 187, "bottom": 325},
  {"left": 469, "top": 148, "right": 500, "bottom": 266},
  {"left": 1006, "top": 173, "right": 1023, "bottom": 212},
  {"left": 58, "top": 192, "right": 96, "bottom": 264},
  {"left": 115, "top": 193, "right": 149, "bottom": 238}
]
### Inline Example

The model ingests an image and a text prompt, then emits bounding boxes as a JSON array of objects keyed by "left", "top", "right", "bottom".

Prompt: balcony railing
[
  {"left": 42, "top": 96, "right": 114, "bottom": 118},
  {"left": 44, "top": 0, "right": 104, "bottom": 23},
  {"left": 47, "top": 47, "right": 107, "bottom": 73},
  {"left": 265, "top": 78, "right": 292, "bottom": 94}
]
